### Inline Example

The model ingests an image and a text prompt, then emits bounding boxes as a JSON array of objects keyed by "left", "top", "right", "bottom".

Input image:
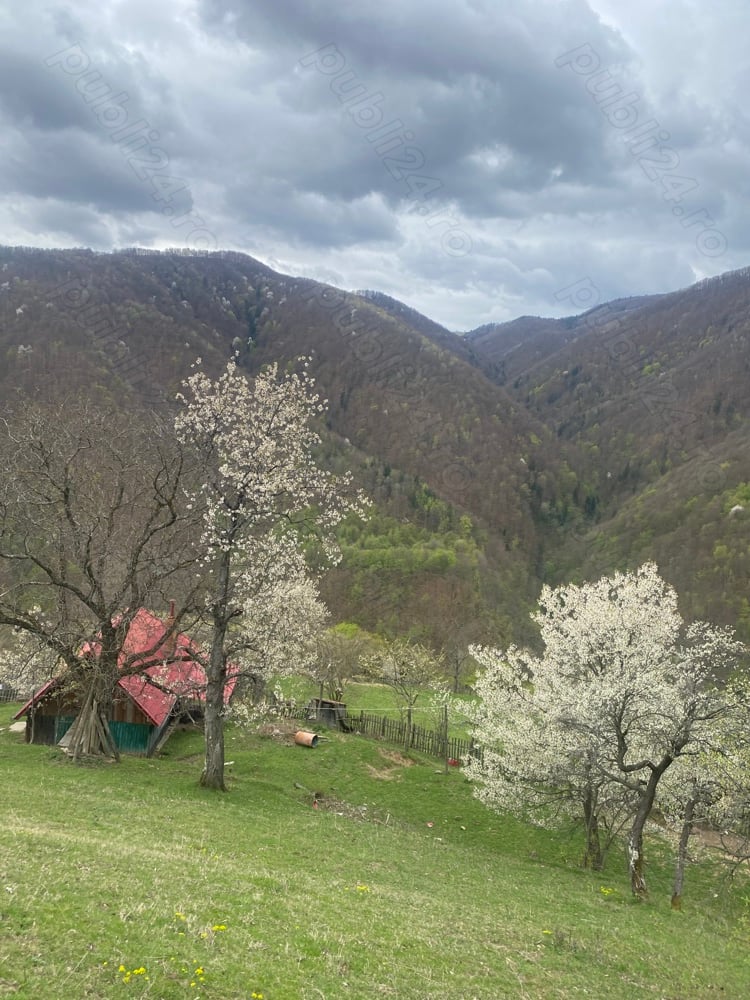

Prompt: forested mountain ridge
[
  {"left": 464, "top": 294, "right": 661, "bottom": 386},
  {"left": 1, "top": 245, "right": 748, "bottom": 644},
  {"left": 465, "top": 267, "right": 750, "bottom": 634}
]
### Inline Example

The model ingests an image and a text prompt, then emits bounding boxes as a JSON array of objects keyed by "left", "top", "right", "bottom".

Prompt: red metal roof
[
  {"left": 12, "top": 677, "right": 60, "bottom": 720},
  {"left": 13, "top": 608, "right": 237, "bottom": 726}
]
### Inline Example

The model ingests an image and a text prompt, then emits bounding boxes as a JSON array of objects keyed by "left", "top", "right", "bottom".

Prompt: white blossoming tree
[
  {"left": 228, "top": 533, "right": 329, "bottom": 692},
  {"left": 466, "top": 642, "right": 635, "bottom": 872},
  {"left": 466, "top": 563, "right": 745, "bottom": 897},
  {"left": 0, "top": 626, "right": 59, "bottom": 699},
  {"left": 175, "top": 358, "right": 365, "bottom": 790}
]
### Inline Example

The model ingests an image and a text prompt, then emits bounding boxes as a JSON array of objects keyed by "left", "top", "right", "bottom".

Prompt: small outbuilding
[
  {"left": 13, "top": 606, "right": 236, "bottom": 755},
  {"left": 305, "top": 697, "right": 350, "bottom": 731}
]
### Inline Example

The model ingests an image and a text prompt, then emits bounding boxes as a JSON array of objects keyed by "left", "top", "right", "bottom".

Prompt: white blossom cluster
[
  {"left": 0, "top": 620, "right": 59, "bottom": 695},
  {"left": 230, "top": 532, "right": 328, "bottom": 679},
  {"left": 175, "top": 358, "right": 367, "bottom": 563}
]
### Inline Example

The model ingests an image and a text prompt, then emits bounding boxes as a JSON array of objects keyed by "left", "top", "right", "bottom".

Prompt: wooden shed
[
  {"left": 306, "top": 697, "right": 350, "bottom": 731},
  {"left": 13, "top": 607, "right": 236, "bottom": 755}
]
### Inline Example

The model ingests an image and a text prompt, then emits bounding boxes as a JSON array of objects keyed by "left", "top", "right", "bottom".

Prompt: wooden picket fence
[
  {"left": 344, "top": 710, "right": 481, "bottom": 765},
  {"left": 265, "top": 697, "right": 483, "bottom": 765}
]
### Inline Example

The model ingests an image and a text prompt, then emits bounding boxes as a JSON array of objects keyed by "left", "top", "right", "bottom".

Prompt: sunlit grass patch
[{"left": 1, "top": 701, "right": 749, "bottom": 998}]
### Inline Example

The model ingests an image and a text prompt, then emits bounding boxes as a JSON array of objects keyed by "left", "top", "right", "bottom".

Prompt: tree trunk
[
  {"left": 201, "top": 550, "right": 231, "bottom": 791},
  {"left": 95, "top": 643, "right": 120, "bottom": 724},
  {"left": 405, "top": 704, "right": 413, "bottom": 750},
  {"left": 69, "top": 646, "right": 121, "bottom": 760},
  {"left": 201, "top": 639, "right": 228, "bottom": 789},
  {"left": 671, "top": 796, "right": 697, "bottom": 910},
  {"left": 201, "top": 682, "right": 226, "bottom": 791},
  {"left": 628, "top": 764, "right": 669, "bottom": 899},
  {"left": 628, "top": 830, "right": 647, "bottom": 899},
  {"left": 249, "top": 672, "right": 266, "bottom": 704},
  {"left": 582, "top": 788, "right": 603, "bottom": 871}
]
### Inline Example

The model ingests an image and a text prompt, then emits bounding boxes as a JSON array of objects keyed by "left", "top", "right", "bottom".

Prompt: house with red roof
[{"left": 13, "top": 605, "right": 236, "bottom": 755}]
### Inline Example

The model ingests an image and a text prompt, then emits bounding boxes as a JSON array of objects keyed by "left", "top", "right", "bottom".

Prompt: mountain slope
[
  {"left": 464, "top": 295, "right": 662, "bottom": 386},
  {"left": 2, "top": 245, "right": 749, "bottom": 643},
  {"left": 502, "top": 268, "right": 750, "bottom": 506},
  {"left": 0, "top": 246, "right": 571, "bottom": 647}
]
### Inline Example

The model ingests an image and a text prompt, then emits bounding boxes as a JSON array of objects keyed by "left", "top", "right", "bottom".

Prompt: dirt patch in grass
[
  {"left": 363, "top": 748, "right": 415, "bottom": 779},
  {"left": 257, "top": 721, "right": 300, "bottom": 742},
  {"left": 366, "top": 764, "right": 400, "bottom": 781},
  {"left": 314, "top": 793, "right": 394, "bottom": 825},
  {"left": 378, "top": 749, "right": 414, "bottom": 767}
]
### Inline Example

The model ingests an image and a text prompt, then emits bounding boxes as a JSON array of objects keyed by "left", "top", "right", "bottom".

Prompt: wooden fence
[
  {"left": 265, "top": 698, "right": 483, "bottom": 765},
  {"left": 0, "top": 687, "right": 27, "bottom": 704},
  {"left": 344, "top": 710, "right": 481, "bottom": 765}
]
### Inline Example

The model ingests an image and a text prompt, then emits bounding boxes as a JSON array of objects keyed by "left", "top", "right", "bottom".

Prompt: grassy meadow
[{"left": 1, "top": 700, "right": 749, "bottom": 999}]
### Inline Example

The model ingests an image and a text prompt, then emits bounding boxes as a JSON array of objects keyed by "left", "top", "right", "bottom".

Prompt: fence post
[{"left": 442, "top": 703, "right": 449, "bottom": 774}]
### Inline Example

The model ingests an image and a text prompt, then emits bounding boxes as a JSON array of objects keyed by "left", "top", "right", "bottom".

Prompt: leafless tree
[
  {"left": 313, "top": 624, "right": 377, "bottom": 701},
  {"left": 0, "top": 397, "right": 202, "bottom": 756},
  {"left": 366, "top": 638, "right": 445, "bottom": 748}
]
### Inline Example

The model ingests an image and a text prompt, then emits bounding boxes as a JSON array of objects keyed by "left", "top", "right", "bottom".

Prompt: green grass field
[{"left": 1, "top": 701, "right": 749, "bottom": 999}]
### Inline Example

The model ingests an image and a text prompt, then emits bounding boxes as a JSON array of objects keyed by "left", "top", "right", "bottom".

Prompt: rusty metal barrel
[{"left": 294, "top": 730, "right": 319, "bottom": 748}]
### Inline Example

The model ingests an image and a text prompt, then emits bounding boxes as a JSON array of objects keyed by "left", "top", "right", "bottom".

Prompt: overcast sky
[{"left": 1, "top": 0, "right": 748, "bottom": 329}]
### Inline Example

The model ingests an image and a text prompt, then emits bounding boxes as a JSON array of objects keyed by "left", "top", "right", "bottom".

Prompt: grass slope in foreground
[{"left": 1, "top": 704, "right": 749, "bottom": 999}]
